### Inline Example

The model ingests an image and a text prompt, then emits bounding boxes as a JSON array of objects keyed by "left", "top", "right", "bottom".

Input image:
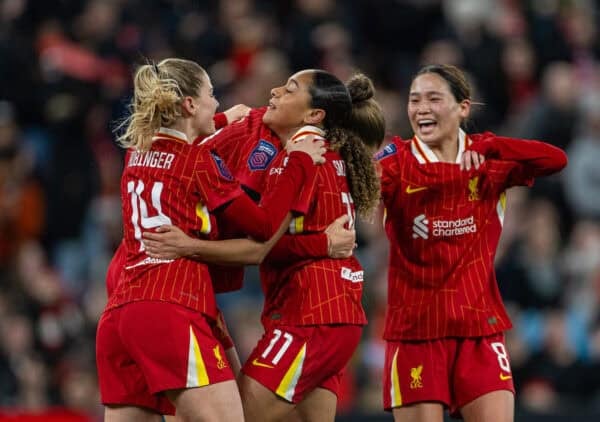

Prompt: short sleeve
[{"left": 194, "top": 149, "right": 244, "bottom": 211}]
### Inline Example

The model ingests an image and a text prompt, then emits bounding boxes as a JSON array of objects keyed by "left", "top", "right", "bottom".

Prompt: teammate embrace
[{"left": 96, "top": 60, "right": 566, "bottom": 422}]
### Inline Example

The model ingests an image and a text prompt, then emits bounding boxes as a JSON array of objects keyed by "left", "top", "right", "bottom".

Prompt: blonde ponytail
[{"left": 115, "top": 58, "right": 207, "bottom": 151}]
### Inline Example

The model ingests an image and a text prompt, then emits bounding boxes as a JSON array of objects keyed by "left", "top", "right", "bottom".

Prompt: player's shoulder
[
  {"left": 375, "top": 136, "right": 410, "bottom": 162},
  {"left": 241, "top": 106, "right": 268, "bottom": 131},
  {"left": 467, "top": 131, "right": 496, "bottom": 144}
]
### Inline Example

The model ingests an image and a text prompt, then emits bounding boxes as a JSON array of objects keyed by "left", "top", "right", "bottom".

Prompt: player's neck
[
  {"left": 270, "top": 126, "right": 296, "bottom": 147},
  {"left": 168, "top": 121, "right": 195, "bottom": 144},
  {"left": 430, "top": 138, "right": 459, "bottom": 163}
]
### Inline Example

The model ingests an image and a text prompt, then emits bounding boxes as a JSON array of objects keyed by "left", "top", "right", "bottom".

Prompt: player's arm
[
  {"left": 463, "top": 133, "right": 568, "bottom": 176},
  {"left": 213, "top": 104, "right": 251, "bottom": 129},
  {"left": 218, "top": 143, "right": 325, "bottom": 242},
  {"left": 143, "top": 218, "right": 290, "bottom": 265},
  {"left": 266, "top": 215, "right": 355, "bottom": 264}
]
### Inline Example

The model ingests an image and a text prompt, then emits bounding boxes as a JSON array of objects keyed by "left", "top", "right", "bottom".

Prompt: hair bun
[{"left": 346, "top": 73, "right": 375, "bottom": 104}]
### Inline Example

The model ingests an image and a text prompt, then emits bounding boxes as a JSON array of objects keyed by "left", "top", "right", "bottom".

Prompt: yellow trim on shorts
[
  {"left": 187, "top": 326, "right": 209, "bottom": 387},
  {"left": 391, "top": 347, "right": 402, "bottom": 407},
  {"left": 276, "top": 343, "right": 307, "bottom": 401}
]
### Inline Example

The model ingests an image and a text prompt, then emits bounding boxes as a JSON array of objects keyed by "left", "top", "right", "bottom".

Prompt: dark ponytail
[{"left": 330, "top": 73, "right": 385, "bottom": 218}]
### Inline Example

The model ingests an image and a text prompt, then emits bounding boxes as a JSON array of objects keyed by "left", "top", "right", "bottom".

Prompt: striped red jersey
[
  {"left": 107, "top": 128, "right": 244, "bottom": 317},
  {"left": 377, "top": 131, "right": 566, "bottom": 340},
  {"left": 199, "top": 109, "right": 329, "bottom": 290},
  {"left": 196, "top": 107, "right": 281, "bottom": 292},
  {"left": 259, "top": 145, "right": 367, "bottom": 327},
  {"left": 199, "top": 107, "right": 281, "bottom": 195}
]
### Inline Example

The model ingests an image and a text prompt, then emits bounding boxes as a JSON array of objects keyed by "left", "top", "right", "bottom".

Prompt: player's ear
[
  {"left": 458, "top": 99, "right": 471, "bottom": 120},
  {"left": 181, "top": 96, "right": 195, "bottom": 116},
  {"left": 304, "top": 108, "right": 325, "bottom": 125}
]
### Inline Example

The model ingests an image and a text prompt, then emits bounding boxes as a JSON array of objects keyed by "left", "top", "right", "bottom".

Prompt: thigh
[
  {"left": 382, "top": 339, "right": 453, "bottom": 411},
  {"left": 451, "top": 333, "right": 515, "bottom": 414},
  {"left": 241, "top": 324, "right": 362, "bottom": 404},
  {"left": 391, "top": 403, "right": 445, "bottom": 422},
  {"left": 166, "top": 379, "right": 244, "bottom": 422},
  {"left": 96, "top": 309, "right": 174, "bottom": 415},
  {"left": 104, "top": 405, "right": 165, "bottom": 422},
  {"left": 239, "top": 374, "right": 296, "bottom": 422},
  {"left": 295, "top": 387, "right": 337, "bottom": 422},
  {"left": 119, "top": 302, "right": 236, "bottom": 394},
  {"left": 460, "top": 390, "right": 514, "bottom": 422}
]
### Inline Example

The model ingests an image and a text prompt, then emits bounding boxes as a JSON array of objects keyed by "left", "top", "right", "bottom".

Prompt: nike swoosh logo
[
  {"left": 499, "top": 373, "right": 512, "bottom": 381},
  {"left": 405, "top": 185, "right": 428, "bottom": 194},
  {"left": 251, "top": 358, "right": 274, "bottom": 369}
]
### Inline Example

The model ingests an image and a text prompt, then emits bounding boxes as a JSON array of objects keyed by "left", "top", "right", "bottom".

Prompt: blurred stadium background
[{"left": 0, "top": 0, "right": 599, "bottom": 420}]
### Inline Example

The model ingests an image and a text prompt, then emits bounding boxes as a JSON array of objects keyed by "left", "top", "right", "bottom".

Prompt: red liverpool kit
[
  {"left": 107, "top": 129, "right": 244, "bottom": 317},
  {"left": 259, "top": 145, "right": 367, "bottom": 327},
  {"left": 377, "top": 131, "right": 567, "bottom": 340}
]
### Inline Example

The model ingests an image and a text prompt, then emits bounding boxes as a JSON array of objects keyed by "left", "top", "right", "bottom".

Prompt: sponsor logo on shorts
[
  {"left": 251, "top": 358, "right": 274, "bottom": 369},
  {"left": 499, "top": 372, "right": 512, "bottom": 381},
  {"left": 410, "top": 365, "right": 423, "bottom": 389},
  {"left": 213, "top": 344, "right": 227, "bottom": 370}
]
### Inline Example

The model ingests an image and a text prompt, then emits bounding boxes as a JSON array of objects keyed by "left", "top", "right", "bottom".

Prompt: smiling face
[
  {"left": 407, "top": 72, "right": 470, "bottom": 148},
  {"left": 262, "top": 70, "right": 317, "bottom": 140}
]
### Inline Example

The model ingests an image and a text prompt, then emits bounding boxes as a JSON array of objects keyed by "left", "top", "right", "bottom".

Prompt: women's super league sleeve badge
[
  {"left": 210, "top": 151, "right": 234, "bottom": 180},
  {"left": 374, "top": 143, "right": 397, "bottom": 161},
  {"left": 247, "top": 139, "right": 277, "bottom": 171}
]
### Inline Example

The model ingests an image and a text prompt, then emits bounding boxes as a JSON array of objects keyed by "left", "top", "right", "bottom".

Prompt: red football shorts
[
  {"left": 241, "top": 324, "right": 362, "bottom": 403},
  {"left": 96, "top": 301, "right": 236, "bottom": 414},
  {"left": 383, "top": 333, "right": 515, "bottom": 415}
]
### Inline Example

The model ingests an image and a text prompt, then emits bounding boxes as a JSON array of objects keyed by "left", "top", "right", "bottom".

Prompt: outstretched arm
[{"left": 466, "top": 133, "right": 567, "bottom": 177}]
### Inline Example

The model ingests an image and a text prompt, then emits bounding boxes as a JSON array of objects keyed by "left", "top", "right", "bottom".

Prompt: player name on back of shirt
[{"left": 127, "top": 150, "right": 176, "bottom": 170}]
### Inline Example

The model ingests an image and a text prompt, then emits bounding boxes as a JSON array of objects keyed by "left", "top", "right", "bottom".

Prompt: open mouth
[{"left": 417, "top": 119, "right": 436, "bottom": 133}]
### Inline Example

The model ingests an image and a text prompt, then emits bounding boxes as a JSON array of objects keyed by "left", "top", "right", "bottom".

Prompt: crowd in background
[{"left": 0, "top": 0, "right": 599, "bottom": 420}]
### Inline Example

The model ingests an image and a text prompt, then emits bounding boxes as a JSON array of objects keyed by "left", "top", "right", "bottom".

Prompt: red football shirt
[
  {"left": 199, "top": 107, "right": 280, "bottom": 195},
  {"left": 377, "top": 131, "right": 566, "bottom": 340},
  {"left": 107, "top": 129, "right": 244, "bottom": 317},
  {"left": 198, "top": 107, "right": 283, "bottom": 292},
  {"left": 259, "top": 146, "right": 367, "bottom": 327},
  {"left": 199, "top": 110, "right": 328, "bottom": 290}
]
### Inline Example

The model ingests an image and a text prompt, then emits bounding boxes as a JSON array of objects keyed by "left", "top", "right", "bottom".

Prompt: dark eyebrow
[{"left": 409, "top": 90, "right": 444, "bottom": 97}]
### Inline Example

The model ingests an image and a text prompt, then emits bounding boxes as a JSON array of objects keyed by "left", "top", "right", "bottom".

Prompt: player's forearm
[
  {"left": 221, "top": 152, "right": 315, "bottom": 241},
  {"left": 266, "top": 233, "right": 329, "bottom": 264},
  {"left": 472, "top": 135, "right": 568, "bottom": 176},
  {"left": 213, "top": 112, "right": 228, "bottom": 129},
  {"left": 188, "top": 238, "right": 269, "bottom": 265}
]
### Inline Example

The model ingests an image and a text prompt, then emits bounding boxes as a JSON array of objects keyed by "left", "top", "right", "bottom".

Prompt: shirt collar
[
  {"left": 411, "top": 128, "right": 469, "bottom": 164},
  {"left": 154, "top": 127, "right": 191, "bottom": 144}
]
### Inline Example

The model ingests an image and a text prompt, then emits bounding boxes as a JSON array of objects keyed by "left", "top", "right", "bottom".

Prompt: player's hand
[
  {"left": 286, "top": 138, "right": 327, "bottom": 164},
  {"left": 223, "top": 104, "right": 251, "bottom": 123},
  {"left": 142, "top": 225, "right": 194, "bottom": 260},
  {"left": 325, "top": 215, "right": 356, "bottom": 258},
  {"left": 460, "top": 150, "right": 485, "bottom": 171}
]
